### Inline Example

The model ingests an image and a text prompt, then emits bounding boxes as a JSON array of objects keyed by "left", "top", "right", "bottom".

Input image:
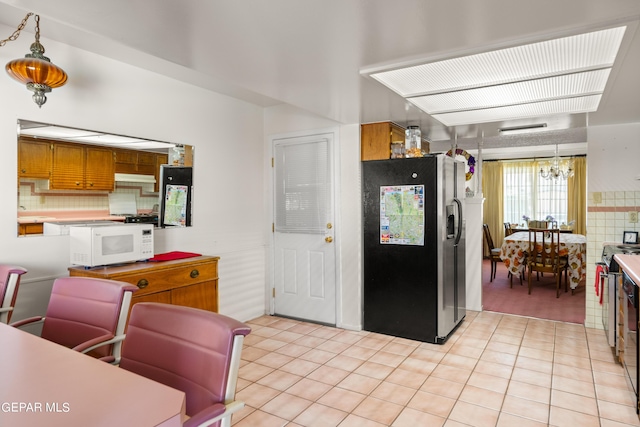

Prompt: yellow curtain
[
  {"left": 481, "top": 161, "right": 504, "bottom": 256},
  {"left": 567, "top": 157, "right": 586, "bottom": 235}
]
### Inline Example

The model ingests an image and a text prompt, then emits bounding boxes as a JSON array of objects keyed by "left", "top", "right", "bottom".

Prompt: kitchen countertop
[
  {"left": 613, "top": 254, "right": 640, "bottom": 284},
  {"left": 17, "top": 210, "right": 129, "bottom": 224}
]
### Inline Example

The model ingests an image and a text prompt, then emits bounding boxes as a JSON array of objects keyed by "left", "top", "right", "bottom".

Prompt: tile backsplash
[
  {"left": 585, "top": 190, "right": 640, "bottom": 329},
  {"left": 18, "top": 179, "right": 159, "bottom": 212}
]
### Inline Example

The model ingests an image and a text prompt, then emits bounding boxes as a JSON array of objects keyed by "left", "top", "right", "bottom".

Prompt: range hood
[{"left": 114, "top": 173, "right": 156, "bottom": 183}]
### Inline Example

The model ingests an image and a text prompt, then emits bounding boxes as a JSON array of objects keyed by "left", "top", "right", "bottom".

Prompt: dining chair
[
  {"left": 119, "top": 303, "right": 251, "bottom": 427},
  {"left": 503, "top": 222, "right": 513, "bottom": 236},
  {"left": 483, "top": 224, "right": 507, "bottom": 283},
  {"left": 526, "top": 228, "right": 568, "bottom": 298},
  {"left": 0, "top": 265, "right": 28, "bottom": 324},
  {"left": 11, "top": 277, "right": 138, "bottom": 364}
]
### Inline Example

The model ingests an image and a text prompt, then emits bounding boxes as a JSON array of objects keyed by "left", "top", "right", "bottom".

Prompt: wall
[
  {"left": 0, "top": 23, "right": 267, "bottom": 323},
  {"left": 585, "top": 123, "right": 640, "bottom": 328}
]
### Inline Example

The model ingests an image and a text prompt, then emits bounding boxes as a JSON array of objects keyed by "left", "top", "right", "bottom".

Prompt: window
[{"left": 503, "top": 160, "right": 568, "bottom": 226}]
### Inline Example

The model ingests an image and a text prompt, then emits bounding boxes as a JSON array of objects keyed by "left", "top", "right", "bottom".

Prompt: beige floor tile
[
  {"left": 293, "top": 335, "right": 327, "bottom": 348},
  {"left": 595, "top": 383, "right": 637, "bottom": 407},
  {"left": 420, "top": 376, "right": 465, "bottom": 399},
  {"left": 325, "top": 354, "right": 365, "bottom": 372},
  {"left": 241, "top": 346, "right": 271, "bottom": 362},
  {"left": 306, "top": 365, "right": 350, "bottom": 386},
  {"left": 292, "top": 403, "right": 347, "bottom": 427},
  {"left": 448, "top": 400, "right": 500, "bottom": 427},
  {"left": 337, "top": 373, "right": 381, "bottom": 394},
  {"left": 397, "top": 356, "right": 438, "bottom": 376},
  {"left": 272, "top": 330, "right": 305, "bottom": 343},
  {"left": 391, "top": 407, "right": 445, "bottom": 427},
  {"left": 407, "top": 390, "right": 457, "bottom": 418},
  {"left": 309, "top": 327, "right": 341, "bottom": 340},
  {"left": 506, "top": 379, "right": 551, "bottom": 404},
  {"left": 458, "top": 384, "right": 505, "bottom": 411},
  {"left": 501, "top": 394, "right": 549, "bottom": 424},
  {"left": 490, "top": 332, "right": 523, "bottom": 346},
  {"left": 473, "top": 359, "right": 514, "bottom": 379},
  {"left": 317, "top": 387, "right": 366, "bottom": 412},
  {"left": 370, "top": 381, "right": 417, "bottom": 406},
  {"left": 550, "top": 389, "right": 599, "bottom": 416},
  {"left": 553, "top": 363, "right": 595, "bottom": 383},
  {"left": 440, "top": 353, "right": 479, "bottom": 370},
  {"left": 367, "top": 350, "right": 406, "bottom": 367},
  {"left": 480, "top": 349, "right": 517, "bottom": 366},
  {"left": 485, "top": 340, "right": 521, "bottom": 355},
  {"left": 332, "top": 330, "right": 366, "bottom": 345},
  {"left": 274, "top": 343, "right": 312, "bottom": 358},
  {"left": 287, "top": 322, "right": 322, "bottom": 335},
  {"left": 298, "top": 348, "right": 337, "bottom": 364},
  {"left": 236, "top": 383, "right": 281, "bottom": 408},
  {"left": 409, "top": 347, "right": 447, "bottom": 364},
  {"left": 254, "top": 352, "right": 294, "bottom": 369},
  {"left": 466, "top": 371, "right": 510, "bottom": 394},
  {"left": 515, "top": 355, "right": 553, "bottom": 374},
  {"left": 593, "top": 369, "right": 633, "bottom": 390},
  {"left": 341, "top": 345, "right": 377, "bottom": 361},
  {"left": 354, "top": 336, "right": 389, "bottom": 351},
  {"left": 284, "top": 377, "right": 332, "bottom": 401},
  {"left": 251, "top": 326, "right": 282, "bottom": 338},
  {"left": 256, "top": 369, "right": 302, "bottom": 391},
  {"left": 385, "top": 368, "right": 428, "bottom": 390},
  {"left": 317, "top": 339, "right": 352, "bottom": 354},
  {"left": 518, "top": 346, "right": 554, "bottom": 362},
  {"left": 511, "top": 366, "right": 552, "bottom": 388},
  {"left": 381, "top": 341, "right": 416, "bottom": 356},
  {"left": 352, "top": 396, "right": 404, "bottom": 425},
  {"left": 338, "top": 414, "right": 388, "bottom": 427},
  {"left": 430, "top": 363, "right": 473, "bottom": 384},
  {"left": 548, "top": 405, "right": 600, "bottom": 427},
  {"left": 554, "top": 351, "right": 592, "bottom": 370},
  {"left": 552, "top": 375, "right": 596, "bottom": 398},
  {"left": 353, "top": 360, "right": 394, "bottom": 380},
  {"left": 260, "top": 392, "right": 313, "bottom": 421},
  {"left": 598, "top": 399, "right": 640, "bottom": 425},
  {"left": 496, "top": 412, "right": 548, "bottom": 427},
  {"left": 233, "top": 409, "right": 288, "bottom": 427},
  {"left": 279, "top": 358, "right": 321, "bottom": 376},
  {"left": 238, "top": 361, "right": 275, "bottom": 382}
]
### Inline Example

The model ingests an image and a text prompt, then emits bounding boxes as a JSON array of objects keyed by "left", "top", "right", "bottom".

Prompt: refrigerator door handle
[{"left": 453, "top": 197, "right": 463, "bottom": 245}]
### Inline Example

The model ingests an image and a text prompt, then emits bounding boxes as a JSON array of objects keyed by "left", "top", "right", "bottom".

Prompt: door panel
[{"left": 273, "top": 132, "right": 336, "bottom": 325}]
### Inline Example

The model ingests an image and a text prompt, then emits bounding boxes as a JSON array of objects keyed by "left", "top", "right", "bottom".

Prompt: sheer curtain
[
  {"left": 567, "top": 157, "right": 587, "bottom": 235},
  {"left": 503, "top": 160, "right": 568, "bottom": 226}
]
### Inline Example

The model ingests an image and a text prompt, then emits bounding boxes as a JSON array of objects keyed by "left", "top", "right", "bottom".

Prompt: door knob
[
  {"left": 327, "top": 223, "right": 333, "bottom": 229},
  {"left": 325, "top": 236, "right": 333, "bottom": 243}
]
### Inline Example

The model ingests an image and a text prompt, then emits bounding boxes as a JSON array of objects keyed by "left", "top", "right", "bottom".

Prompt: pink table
[
  {"left": 0, "top": 322, "right": 185, "bottom": 426},
  {"left": 500, "top": 231, "right": 587, "bottom": 290}
]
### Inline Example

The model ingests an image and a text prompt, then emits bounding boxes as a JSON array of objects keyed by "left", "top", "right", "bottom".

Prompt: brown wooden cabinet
[
  {"left": 68, "top": 256, "right": 219, "bottom": 316},
  {"left": 18, "top": 138, "right": 52, "bottom": 179},
  {"left": 18, "top": 223, "right": 44, "bottom": 236},
  {"left": 51, "top": 143, "right": 115, "bottom": 191},
  {"left": 361, "top": 122, "right": 405, "bottom": 161}
]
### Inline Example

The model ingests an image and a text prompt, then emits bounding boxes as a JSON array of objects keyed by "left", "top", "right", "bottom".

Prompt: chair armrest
[
  {"left": 10, "top": 316, "right": 44, "bottom": 328},
  {"left": 184, "top": 401, "right": 244, "bottom": 427},
  {"left": 0, "top": 307, "right": 13, "bottom": 313},
  {"left": 72, "top": 333, "right": 115, "bottom": 353}
]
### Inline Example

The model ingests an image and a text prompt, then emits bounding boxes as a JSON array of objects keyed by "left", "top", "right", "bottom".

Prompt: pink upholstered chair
[
  {"left": 0, "top": 265, "right": 28, "bottom": 324},
  {"left": 119, "top": 303, "right": 251, "bottom": 427},
  {"left": 11, "top": 277, "right": 138, "bottom": 364}
]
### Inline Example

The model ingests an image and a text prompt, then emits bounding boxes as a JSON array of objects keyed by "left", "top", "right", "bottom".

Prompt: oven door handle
[{"left": 596, "top": 262, "right": 609, "bottom": 279}]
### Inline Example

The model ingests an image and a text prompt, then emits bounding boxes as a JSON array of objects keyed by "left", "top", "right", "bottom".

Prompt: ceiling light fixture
[
  {"left": 539, "top": 144, "right": 574, "bottom": 181},
  {"left": 499, "top": 123, "right": 548, "bottom": 134},
  {"left": 366, "top": 26, "right": 626, "bottom": 126},
  {"left": 0, "top": 12, "right": 67, "bottom": 107}
]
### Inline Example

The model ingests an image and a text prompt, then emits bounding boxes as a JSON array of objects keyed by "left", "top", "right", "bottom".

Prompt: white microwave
[{"left": 69, "top": 223, "right": 154, "bottom": 267}]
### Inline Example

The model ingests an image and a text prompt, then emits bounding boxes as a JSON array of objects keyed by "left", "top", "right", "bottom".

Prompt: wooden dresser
[{"left": 68, "top": 256, "right": 219, "bottom": 314}]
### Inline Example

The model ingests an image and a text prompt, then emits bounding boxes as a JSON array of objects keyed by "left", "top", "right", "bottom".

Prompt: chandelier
[
  {"left": 0, "top": 13, "right": 67, "bottom": 107},
  {"left": 539, "top": 144, "right": 574, "bottom": 180}
]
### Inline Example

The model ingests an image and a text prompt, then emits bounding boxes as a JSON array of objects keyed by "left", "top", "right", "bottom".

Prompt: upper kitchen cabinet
[
  {"left": 115, "top": 149, "right": 160, "bottom": 175},
  {"left": 361, "top": 122, "right": 405, "bottom": 161},
  {"left": 51, "top": 143, "right": 115, "bottom": 191},
  {"left": 18, "top": 137, "right": 52, "bottom": 179},
  {"left": 360, "top": 122, "right": 430, "bottom": 161}
]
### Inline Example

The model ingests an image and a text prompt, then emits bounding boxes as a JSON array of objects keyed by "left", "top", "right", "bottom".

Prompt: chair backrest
[
  {"left": 504, "top": 222, "right": 513, "bottom": 236},
  {"left": 483, "top": 224, "right": 495, "bottom": 250},
  {"left": 0, "top": 265, "right": 28, "bottom": 324},
  {"left": 527, "top": 228, "right": 561, "bottom": 269},
  {"left": 41, "top": 277, "right": 138, "bottom": 359},
  {"left": 120, "top": 303, "right": 251, "bottom": 418}
]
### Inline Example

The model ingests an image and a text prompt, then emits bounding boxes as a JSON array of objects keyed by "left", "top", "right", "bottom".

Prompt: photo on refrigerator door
[{"left": 379, "top": 185, "right": 424, "bottom": 246}]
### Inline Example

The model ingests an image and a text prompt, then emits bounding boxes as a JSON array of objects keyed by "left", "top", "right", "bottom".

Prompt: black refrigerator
[{"left": 362, "top": 154, "right": 465, "bottom": 344}]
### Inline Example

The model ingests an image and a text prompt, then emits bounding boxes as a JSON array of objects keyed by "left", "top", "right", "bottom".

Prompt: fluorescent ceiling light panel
[
  {"left": 432, "top": 95, "right": 601, "bottom": 126},
  {"left": 368, "top": 26, "right": 625, "bottom": 126}
]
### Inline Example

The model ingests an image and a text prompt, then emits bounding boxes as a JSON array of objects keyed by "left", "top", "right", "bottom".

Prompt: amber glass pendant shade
[{"left": 6, "top": 56, "right": 67, "bottom": 88}]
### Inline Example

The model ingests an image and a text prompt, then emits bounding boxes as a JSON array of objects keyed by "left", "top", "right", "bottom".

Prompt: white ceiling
[{"left": 1, "top": 0, "right": 639, "bottom": 157}]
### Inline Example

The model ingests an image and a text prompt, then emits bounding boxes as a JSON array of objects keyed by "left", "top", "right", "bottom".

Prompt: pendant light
[
  {"left": 539, "top": 144, "right": 574, "bottom": 180},
  {"left": 0, "top": 13, "right": 67, "bottom": 107}
]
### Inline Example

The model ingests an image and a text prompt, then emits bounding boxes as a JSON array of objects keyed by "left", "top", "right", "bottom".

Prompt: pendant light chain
[{"left": 0, "top": 13, "right": 35, "bottom": 47}]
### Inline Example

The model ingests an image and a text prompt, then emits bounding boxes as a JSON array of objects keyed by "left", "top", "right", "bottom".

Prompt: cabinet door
[
  {"left": 114, "top": 149, "right": 137, "bottom": 174},
  {"left": 155, "top": 154, "right": 168, "bottom": 192},
  {"left": 85, "top": 147, "right": 115, "bottom": 191},
  {"left": 171, "top": 281, "right": 218, "bottom": 312},
  {"left": 51, "top": 144, "right": 85, "bottom": 190},
  {"left": 18, "top": 139, "right": 52, "bottom": 179}
]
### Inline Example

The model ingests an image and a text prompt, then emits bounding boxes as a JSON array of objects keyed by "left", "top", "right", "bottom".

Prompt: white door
[{"left": 272, "top": 132, "right": 336, "bottom": 325}]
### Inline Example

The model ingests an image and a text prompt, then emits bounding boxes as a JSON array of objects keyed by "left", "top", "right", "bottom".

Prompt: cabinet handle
[
  {"left": 137, "top": 279, "right": 149, "bottom": 289},
  {"left": 88, "top": 182, "right": 94, "bottom": 187},
  {"left": 75, "top": 182, "right": 81, "bottom": 186},
  {"left": 190, "top": 269, "right": 199, "bottom": 279},
  {"left": 21, "top": 169, "right": 26, "bottom": 173}
]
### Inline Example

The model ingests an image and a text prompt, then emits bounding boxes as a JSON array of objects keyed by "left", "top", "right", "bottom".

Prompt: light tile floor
[{"left": 232, "top": 311, "right": 640, "bottom": 427}]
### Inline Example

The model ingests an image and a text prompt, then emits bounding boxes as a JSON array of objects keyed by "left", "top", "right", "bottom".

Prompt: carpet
[{"left": 481, "top": 259, "right": 586, "bottom": 324}]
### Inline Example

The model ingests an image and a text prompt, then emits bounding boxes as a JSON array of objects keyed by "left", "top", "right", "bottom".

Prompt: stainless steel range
[{"left": 599, "top": 244, "right": 640, "bottom": 354}]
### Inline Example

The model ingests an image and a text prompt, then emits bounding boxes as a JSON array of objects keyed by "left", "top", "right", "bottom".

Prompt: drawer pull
[
  {"left": 190, "top": 269, "right": 199, "bottom": 279},
  {"left": 137, "top": 279, "right": 149, "bottom": 289}
]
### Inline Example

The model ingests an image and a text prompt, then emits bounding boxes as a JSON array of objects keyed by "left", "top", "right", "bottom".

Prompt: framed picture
[{"left": 623, "top": 231, "right": 639, "bottom": 244}]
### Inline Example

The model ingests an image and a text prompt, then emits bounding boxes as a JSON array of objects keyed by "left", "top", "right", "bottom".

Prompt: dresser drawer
[{"left": 126, "top": 262, "right": 216, "bottom": 295}]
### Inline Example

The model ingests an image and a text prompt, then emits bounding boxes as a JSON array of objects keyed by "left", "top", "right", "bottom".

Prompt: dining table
[
  {"left": 0, "top": 322, "right": 186, "bottom": 427},
  {"left": 500, "top": 231, "right": 587, "bottom": 290}
]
